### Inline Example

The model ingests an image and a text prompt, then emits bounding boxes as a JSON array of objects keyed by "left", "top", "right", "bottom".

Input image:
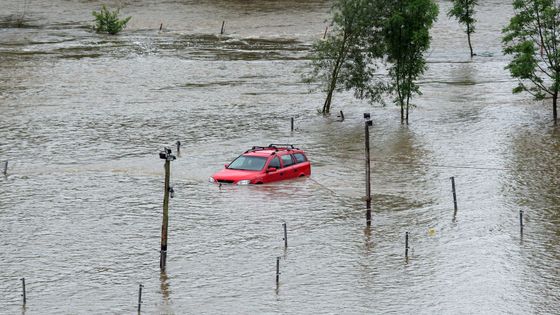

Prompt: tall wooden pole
[
  {"left": 160, "top": 151, "right": 173, "bottom": 270},
  {"left": 365, "top": 120, "right": 372, "bottom": 227}
]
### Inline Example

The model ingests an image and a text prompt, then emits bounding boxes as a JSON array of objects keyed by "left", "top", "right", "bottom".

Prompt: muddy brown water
[{"left": 1, "top": 0, "right": 559, "bottom": 313}]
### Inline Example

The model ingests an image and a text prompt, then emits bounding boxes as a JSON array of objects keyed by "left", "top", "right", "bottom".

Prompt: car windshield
[{"left": 227, "top": 155, "right": 267, "bottom": 171}]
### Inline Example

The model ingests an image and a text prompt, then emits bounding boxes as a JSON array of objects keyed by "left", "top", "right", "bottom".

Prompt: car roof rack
[
  {"left": 244, "top": 144, "right": 298, "bottom": 153},
  {"left": 268, "top": 144, "right": 295, "bottom": 149}
]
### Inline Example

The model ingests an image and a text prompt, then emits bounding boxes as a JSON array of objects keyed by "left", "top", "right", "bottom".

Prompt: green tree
[
  {"left": 503, "top": 0, "right": 560, "bottom": 124},
  {"left": 92, "top": 5, "right": 131, "bottom": 35},
  {"left": 384, "top": 0, "right": 439, "bottom": 124},
  {"left": 448, "top": 0, "right": 478, "bottom": 57},
  {"left": 306, "top": 0, "right": 386, "bottom": 115}
]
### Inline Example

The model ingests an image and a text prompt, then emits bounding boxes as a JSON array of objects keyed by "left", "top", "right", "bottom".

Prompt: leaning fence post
[
  {"left": 451, "top": 176, "right": 458, "bottom": 216},
  {"left": 137, "top": 284, "right": 143, "bottom": 312},
  {"left": 220, "top": 21, "right": 225, "bottom": 34}
]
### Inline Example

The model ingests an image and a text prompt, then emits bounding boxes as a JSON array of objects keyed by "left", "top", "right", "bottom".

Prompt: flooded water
[{"left": 1, "top": 0, "right": 559, "bottom": 313}]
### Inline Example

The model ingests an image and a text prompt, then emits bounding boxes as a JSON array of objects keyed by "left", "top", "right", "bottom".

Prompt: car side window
[
  {"left": 281, "top": 154, "right": 295, "bottom": 167},
  {"left": 269, "top": 156, "right": 281, "bottom": 169},
  {"left": 294, "top": 153, "right": 307, "bottom": 163}
]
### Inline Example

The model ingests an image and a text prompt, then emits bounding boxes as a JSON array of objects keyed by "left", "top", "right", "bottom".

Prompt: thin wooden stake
[
  {"left": 323, "top": 26, "right": 328, "bottom": 39},
  {"left": 276, "top": 257, "right": 280, "bottom": 284},
  {"left": 220, "top": 21, "right": 225, "bottom": 34},
  {"left": 520, "top": 210, "right": 524, "bottom": 234},
  {"left": 282, "top": 222, "right": 288, "bottom": 248},
  {"left": 451, "top": 176, "right": 458, "bottom": 215},
  {"left": 159, "top": 23, "right": 163, "bottom": 31},
  {"left": 21, "top": 278, "right": 26, "bottom": 305},
  {"left": 290, "top": 117, "right": 294, "bottom": 132},
  {"left": 405, "top": 232, "right": 409, "bottom": 257},
  {"left": 339, "top": 110, "right": 345, "bottom": 121},
  {"left": 137, "top": 284, "right": 143, "bottom": 313},
  {"left": 3, "top": 160, "right": 7, "bottom": 176}
]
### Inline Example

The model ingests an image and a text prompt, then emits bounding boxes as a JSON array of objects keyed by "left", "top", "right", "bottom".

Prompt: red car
[{"left": 209, "top": 144, "right": 311, "bottom": 185}]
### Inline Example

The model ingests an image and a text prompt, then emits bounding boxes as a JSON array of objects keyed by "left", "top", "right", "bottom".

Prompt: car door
[
  {"left": 280, "top": 153, "right": 298, "bottom": 179},
  {"left": 264, "top": 156, "right": 284, "bottom": 183},
  {"left": 293, "top": 152, "right": 311, "bottom": 176}
]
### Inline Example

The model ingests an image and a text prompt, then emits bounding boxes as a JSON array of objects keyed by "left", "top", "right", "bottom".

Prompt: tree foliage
[
  {"left": 92, "top": 5, "right": 131, "bottom": 35},
  {"left": 306, "top": 0, "right": 438, "bottom": 122},
  {"left": 306, "top": 0, "right": 386, "bottom": 114},
  {"left": 384, "top": 0, "right": 439, "bottom": 123},
  {"left": 448, "top": 0, "right": 478, "bottom": 57},
  {"left": 503, "top": 0, "right": 560, "bottom": 124}
]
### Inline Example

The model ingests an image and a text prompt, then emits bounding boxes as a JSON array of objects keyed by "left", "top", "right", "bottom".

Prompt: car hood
[{"left": 212, "top": 169, "right": 261, "bottom": 181}]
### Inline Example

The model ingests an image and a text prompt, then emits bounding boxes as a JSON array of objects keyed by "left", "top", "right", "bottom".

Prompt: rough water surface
[{"left": 1, "top": 0, "right": 559, "bottom": 314}]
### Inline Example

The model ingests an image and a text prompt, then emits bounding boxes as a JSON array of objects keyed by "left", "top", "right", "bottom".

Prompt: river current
[{"left": 1, "top": 0, "right": 559, "bottom": 314}]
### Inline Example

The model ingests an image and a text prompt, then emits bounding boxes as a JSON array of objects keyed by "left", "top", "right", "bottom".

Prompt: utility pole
[{"left": 159, "top": 148, "right": 176, "bottom": 270}]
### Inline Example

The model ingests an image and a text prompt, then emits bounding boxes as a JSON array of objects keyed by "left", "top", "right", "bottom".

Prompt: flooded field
[{"left": 1, "top": 0, "right": 559, "bottom": 313}]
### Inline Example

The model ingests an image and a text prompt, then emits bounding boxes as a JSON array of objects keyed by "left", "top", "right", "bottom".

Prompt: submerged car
[{"left": 209, "top": 144, "right": 311, "bottom": 185}]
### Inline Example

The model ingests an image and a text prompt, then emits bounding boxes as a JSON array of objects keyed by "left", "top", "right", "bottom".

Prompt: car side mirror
[
  {"left": 267, "top": 167, "right": 277, "bottom": 172},
  {"left": 224, "top": 164, "right": 229, "bottom": 168}
]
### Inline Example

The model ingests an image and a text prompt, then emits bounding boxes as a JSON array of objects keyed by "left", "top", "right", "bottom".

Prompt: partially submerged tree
[
  {"left": 503, "top": 0, "right": 560, "bottom": 124},
  {"left": 448, "top": 0, "right": 478, "bottom": 57},
  {"left": 92, "top": 5, "right": 131, "bottom": 35},
  {"left": 384, "top": 0, "right": 439, "bottom": 124},
  {"left": 306, "top": 0, "right": 386, "bottom": 114},
  {"left": 15, "top": 0, "right": 30, "bottom": 27}
]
